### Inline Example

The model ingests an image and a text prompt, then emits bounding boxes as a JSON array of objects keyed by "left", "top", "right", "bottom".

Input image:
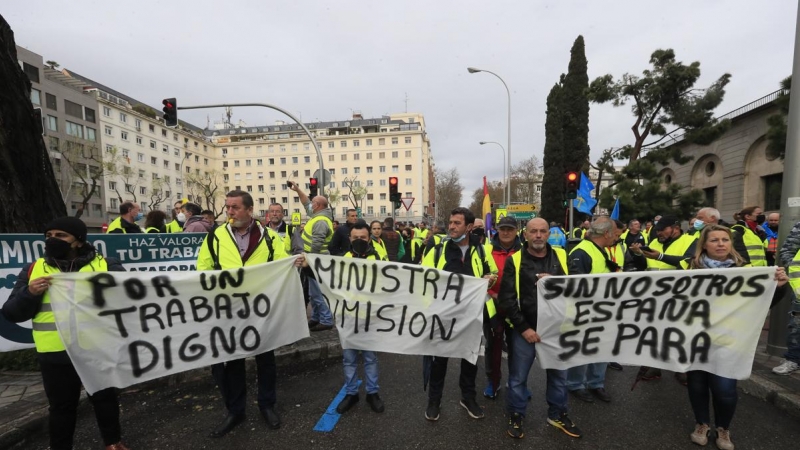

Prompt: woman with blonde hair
[{"left": 685, "top": 224, "right": 788, "bottom": 449}]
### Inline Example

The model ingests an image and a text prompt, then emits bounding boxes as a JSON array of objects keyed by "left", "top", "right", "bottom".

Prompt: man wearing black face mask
[
  {"left": 106, "top": 201, "right": 143, "bottom": 234},
  {"left": 472, "top": 218, "right": 487, "bottom": 244},
  {"left": 3, "top": 217, "right": 128, "bottom": 450}
]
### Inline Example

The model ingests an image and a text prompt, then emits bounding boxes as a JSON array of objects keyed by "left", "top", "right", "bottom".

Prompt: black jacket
[
  {"left": 329, "top": 223, "right": 353, "bottom": 256},
  {"left": 497, "top": 244, "right": 566, "bottom": 334}
]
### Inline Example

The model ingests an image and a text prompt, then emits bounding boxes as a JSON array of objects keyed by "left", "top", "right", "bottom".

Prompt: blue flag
[
  {"left": 610, "top": 198, "right": 620, "bottom": 220},
  {"left": 574, "top": 172, "right": 597, "bottom": 215}
]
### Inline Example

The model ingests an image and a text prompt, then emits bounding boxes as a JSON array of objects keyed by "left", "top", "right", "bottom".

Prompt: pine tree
[
  {"left": 561, "top": 36, "right": 591, "bottom": 173},
  {"left": 539, "top": 82, "right": 565, "bottom": 223}
]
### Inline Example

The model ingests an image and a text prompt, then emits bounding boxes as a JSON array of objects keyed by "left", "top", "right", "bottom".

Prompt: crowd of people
[{"left": 4, "top": 190, "right": 800, "bottom": 449}]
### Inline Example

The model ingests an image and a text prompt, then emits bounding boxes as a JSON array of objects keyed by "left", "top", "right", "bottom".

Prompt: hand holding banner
[
  {"left": 48, "top": 257, "right": 307, "bottom": 394},
  {"left": 535, "top": 267, "right": 777, "bottom": 380}
]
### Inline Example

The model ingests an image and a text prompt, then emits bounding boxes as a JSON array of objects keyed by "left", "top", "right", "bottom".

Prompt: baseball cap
[
  {"left": 497, "top": 217, "right": 517, "bottom": 229},
  {"left": 653, "top": 215, "right": 680, "bottom": 232}
]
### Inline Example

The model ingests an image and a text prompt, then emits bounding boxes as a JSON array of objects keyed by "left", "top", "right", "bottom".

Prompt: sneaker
[
  {"left": 425, "top": 399, "right": 440, "bottom": 421},
  {"left": 459, "top": 398, "right": 485, "bottom": 419},
  {"left": 366, "top": 393, "right": 385, "bottom": 413},
  {"left": 483, "top": 382, "right": 500, "bottom": 399},
  {"left": 589, "top": 387, "right": 611, "bottom": 403},
  {"left": 310, "top": 323, "right": 333, "bottom": 332},
  {"left": 570, "top": 389, "right": 594, "bottom": 403},
  {"left": 608, "top": 362, "right": 623, "bottom": 371},
  {"left": 507, "top": 413, "right": 524, "bottom": 439},
  {"left": 547, "top": 413, "right": 582, "bottom": 438},
  {"left": 336, "top": 394, "right": 359, "bottom": 414},
  {"left": 690, "top": 423, "right": 710, "bottom": 446},
  {"left": 715, "top": 427, "right": 734, "bottom": 450},
  {"left": 772, "top": 359, "right": 800, "bottom": 375},
  {"left": 641, "top": 367, "right": 662, "bottom": 380}
]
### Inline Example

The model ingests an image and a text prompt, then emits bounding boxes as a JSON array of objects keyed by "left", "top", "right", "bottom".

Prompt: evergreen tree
[
  {"left": 766, "top": 76, "right": 791, "bottom": 160},
  {"left": 588, "top": 49, "right": 731, "bottom": 219},
  {"left": 561, "top": 35, "right": 591, "bottom": 173},
  {"left": 539, "top": 82, "right": 565, "bottom": 223}
]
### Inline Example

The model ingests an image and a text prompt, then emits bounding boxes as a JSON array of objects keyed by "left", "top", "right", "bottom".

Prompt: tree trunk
[{"left": 0, "top": 14, "right": 67, "bottom": 232}]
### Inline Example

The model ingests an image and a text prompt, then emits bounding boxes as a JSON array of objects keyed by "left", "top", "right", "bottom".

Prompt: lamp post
[
  {"left": 468, "top": 67, "right": 511, "bottom": 205},
  {"left": 479, "top": 141, "right": 506, "bottom": 206}
]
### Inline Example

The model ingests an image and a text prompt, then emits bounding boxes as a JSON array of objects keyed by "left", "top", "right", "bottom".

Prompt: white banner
[
  {"left": 536, "top": 267, "right": 777, "bottom": 380},
  {"left": 307, "top": 255, "right": 487, "bottom": 364},
  {"left": 48, "top": 257, "right": 308, "bottom": 394}
]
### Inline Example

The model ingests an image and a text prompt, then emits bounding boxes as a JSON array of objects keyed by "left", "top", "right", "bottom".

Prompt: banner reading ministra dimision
[
  {"left": 535, "top": 267, "right": 777, "bottom": 380},
  {"left": 47, "top": 257, "right": 307, "bottom": 394},
  {"left": 306, "top": 254, "right": 487, "bottom": 364}
]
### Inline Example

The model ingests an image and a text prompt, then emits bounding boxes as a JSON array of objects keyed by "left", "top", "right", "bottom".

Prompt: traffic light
[
  {"left": 389, "top": 176, "right": 400, "bottom": 202},
  {"left": 566, "top": 171, "right": 579, "bottom": 200},
  {"left": 162, "top": 98, "right": 178, "bottom": 128},
  {"left": 309, "top": 178, "right": 319, "bottom": 197}
]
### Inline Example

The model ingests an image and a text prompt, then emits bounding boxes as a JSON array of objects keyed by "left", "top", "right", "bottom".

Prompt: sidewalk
[
  {"left": 0, "top": 327, "right": 342, "bottom": 449},
  {"left": 739, "top": 328, "right": 800, "bottom": 419}
]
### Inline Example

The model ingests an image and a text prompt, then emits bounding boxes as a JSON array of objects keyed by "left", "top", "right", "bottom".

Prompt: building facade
[{"left": 658, "top": 90, "right": 785, "bottom": 222}]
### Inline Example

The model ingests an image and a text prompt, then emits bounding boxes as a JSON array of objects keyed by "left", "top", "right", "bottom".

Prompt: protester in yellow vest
[
  {"left": 369, "top": 220, "right": 389, "bottom": 260},
  {"left": 496, "top": 218, "right": 580, "bottom": 440},
  {"left": 106, "top": 201, "right": 143, "bottom": 234},
  {"left": 683, "top": 224, "right": 788, "bottom": 449},
  {"left": 165, "top": 199, "right": 185, "bottom": 233},
  {"left": 731, "top": 206, "right": 768, "bottom": 266},
  {"left": 2, "top": 217, "right": 129, "bottom": 450},
  {"left": 635, "top": 215, "right": 697, "bottom": 270},
  {"left": 565, "top": 217, "right": 618, "bottom": 404}
]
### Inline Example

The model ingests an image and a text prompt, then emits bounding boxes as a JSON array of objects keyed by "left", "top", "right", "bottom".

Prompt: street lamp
[
  {"left": 468, "top": 67, "right": 511, "bottom": 205},
  {"left": 479, "top": 141, "right": 506, "bottom": 206}
]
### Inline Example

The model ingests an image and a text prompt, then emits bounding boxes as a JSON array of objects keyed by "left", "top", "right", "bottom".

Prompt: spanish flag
[{"left": 482, "top": 176, "right": 491, "bottom": 221}]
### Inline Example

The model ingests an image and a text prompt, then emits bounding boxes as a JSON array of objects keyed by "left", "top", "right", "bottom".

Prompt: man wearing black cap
[
  {"left": 632, "top": 215, "right": 697, "bottom": 271},
  {"left": 2, "top": 217, "right": 129, "bottom": 450}
]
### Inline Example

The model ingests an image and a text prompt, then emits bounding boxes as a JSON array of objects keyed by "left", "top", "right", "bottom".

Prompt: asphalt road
[{"left": 24, "top": 354, "right": 800, "bottom": 449}]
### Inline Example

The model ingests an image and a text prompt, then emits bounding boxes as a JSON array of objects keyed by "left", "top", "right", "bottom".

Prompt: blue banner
[
  {"left": 575, "top": 172, "right": 597, "bottom": 215},
  {"left": 0, "top": 233, "right": 205, "bottom": 351}
]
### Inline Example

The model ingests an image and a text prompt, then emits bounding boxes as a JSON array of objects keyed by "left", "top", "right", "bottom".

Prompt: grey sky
[{"left": 5, "top": 1, "right": 797, "bottom": 202}]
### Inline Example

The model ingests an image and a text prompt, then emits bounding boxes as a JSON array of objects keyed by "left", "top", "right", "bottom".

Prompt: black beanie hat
[{"left": 44, "top": 217, "right": 88, "bottom": 242}]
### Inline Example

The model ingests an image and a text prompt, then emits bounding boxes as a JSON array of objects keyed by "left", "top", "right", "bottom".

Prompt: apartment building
[
  {"left": 207, "top": 112, "right": 433, "bottom": 221},
  {"left": 16, "top": 46, "right": 107, "bottom": 230}
]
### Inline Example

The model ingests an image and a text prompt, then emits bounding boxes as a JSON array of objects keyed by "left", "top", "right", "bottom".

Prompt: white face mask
[{"left": 177, "top": 213, "right": 186, "bottom": 222}]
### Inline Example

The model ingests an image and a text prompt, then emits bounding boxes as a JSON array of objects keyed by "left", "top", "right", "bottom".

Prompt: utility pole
[{"left": 768, "top": 2, "right": 800, "bottom": 356}]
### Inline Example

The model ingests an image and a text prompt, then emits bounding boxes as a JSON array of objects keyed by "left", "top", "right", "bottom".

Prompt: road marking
[{"left": 313, "top": 380, "right": 361, "bottom": 432}]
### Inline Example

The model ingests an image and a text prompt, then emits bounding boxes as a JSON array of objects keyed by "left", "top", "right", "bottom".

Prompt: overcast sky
[{"left": 5, "top": 1, "right": 797, "bottom": 202}]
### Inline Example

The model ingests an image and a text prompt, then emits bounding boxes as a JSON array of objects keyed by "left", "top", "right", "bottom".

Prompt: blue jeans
[
  {"left": 507, "top": 331, "right": 568, "bottom": 419},
  {"left": 342, "top": 349, "right": 379, "bottom": 395},
  {"left": 686, "top": 370, "right": 737, "bottom": 429},
  {"left": 784, "top": 299, "right": 800, "bottom": 363},
  {"left": 308, "top": 277, "right": 333, "bottom": 326},
  {"left": 566, "top": 363, "right": 607, "bottom": 391}
]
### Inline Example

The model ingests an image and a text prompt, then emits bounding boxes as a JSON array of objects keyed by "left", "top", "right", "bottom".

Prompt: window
[
  {"left": 23, "top": 62, "right": 39, "bottom": 83},
  {"left": 105, "top": 144, "right": 114, "bottom": 153},
  {"left": 65, "top": 121, "right": 84, "bottom": 138},
  {"left": 380, "top": 180, "right": 386, "bottom": 187},
  {"left": 120, "top": 113, "right": 127, "bottom": 123},
  {"left": 163, "top": 161, "right": 169, "bottom": 169},
  {"left": 121, "top": 131, "right": 128, "bottom": 141},
  {"left": 405, "top": 136, "right": 412, "bottom": 144},
  {"left": 140, "top": 186, "right": 147, "bottom": 195},
  {"left": 354, "top": 167, "right": 360, "bottom": 174},
  {"left": 328, "top": 141, "right": 334, "bottom": 148},
  {"left": 405, "top": 164, "right": 412, "bottom": 171},
  {"left": 30, "top": 88, "right": 41, "bottom": 105},
  {"left": 367, "top": 180, "right": 374, "bottom": 187},
  {"left": 366, "top": 166, "right": 373, "bottom": 174},
  {"left": 405, "top": 150, "right": 412, "bottom": 158},
  {"left": 104, "top": 126, "right": 113, "bottom": 136},
  {"left": 341, "top": 141, "right": 347, "bottom": 148},
  {"left": 149, "top": 124, "right": 155, "bottom": 133},
  {"left": 328, "top": 155, "right": 334, "bottom": 162},
  {"left": 85, "top": 108, "right": 96, "bottom": 123},
  {"left": 379, "top": 152, "right": 385, "bottom": 159},
  {"left": 380, "top": 206, "right": 387, "bottom": 215},
  {"left": 269, "top": 171, "right": 275, "bottom": 179},
  {"left": 303, "top": 143, "right": 310, "bottom": 151},
  {"left": 162, "top": 144, "right": 169, "bottom": 153},
  {"left": 379, "top": 138, "right": 385, "bottom": 145},
  {"left": 108, "top": 181, "right": 117, "bottom": 190},
  {"left": 103, "top": 106, "right": 112, "bottom": 117},
  {"left": 379, "top": 166, "right": 386, "bottom": 173},
  {"left": 292, "top": 144, "right": 298, "bottom": 151},
  {"left": 234, "top": 160, "right": 240, "bottom": 167},
  {"left": 258, "top": 185, "right": 265, "bottom": 193},
  {"left": 110, "top": 198, "right": 118, "bottom": 210},
  {"left": 151, "top": 157, "right": 157, "bottom": 165},
  {"left": 245, "top": 159, "right": 252, "bottom": 166},
  {"left": 135, "top": 119, "right": 142, "bottom": 129},
  {"left": 392, "top": 137, "right": 398, "bottom": 145},
  {"left": 173, "top": 133, "right": 178, "bottom": 141},
  {"left": 246, "top": 173, "right": 253, "bottom": 180},
  {"left": 280, "top": 145, "right": 286, "bottom": 152},
  {"left": 150, "top": 140, "right": 156, "bottom": 149},
  {"left": 341, "top": 168, "right": 348, "bottom": 175},
  {"left": 136, "top": 136, "right": 142, "bottom": 145},
  {"left": 47, "top": 115, "right": 58, "bottom": 131},
  {"left": 86, "top": 128, "right": 96, "bottom": 142},
  {"left": 366, "top": 139, "right": 372, "bottom": 146},
  {"left": 45, "top": 93, "right": 57, "bottom": 110},
  {"left": 366, "top": 152, "right": 372, "bottom": 159},
  {"left": 353, "top": 153, "right": 360, "bottom": 161},
  {"left": 392, "top": 165, "right": 399, "bottom": 173},
  {"left": 138, "top": 152, "right": 144, "bottom": 162},
  {"left": 292, "top": 157, "right": 298, "bottom": 164},
  {"left": 258, "top": 172, "right": 264, "bottom": 179},
  {"left": 405, "top": 178, "right": 412, "bottom": 185},
  {"left": 367, "top": 206, "right": 374, "bottom": 215},
  {"left": 392, "top": 151, "right": 398, "bottom": 158},
  {"left": 280, "top": 171, "right": 287, "bottom": 178},
  {"left": 341, "top": 154, "right": 347, "bottom": 161},
  {"left": 162, "top": 129, "right": 167, "bottom": 137},
  {"left": 304, "top": 156, "right": 310, "bottom": 163},
  {"left": 257, "top": 159, "right": 263, "bottom": 166},
  {"left": 304, "top": 170, "right": 310, "bottom": 176},
  {"left": 764, "top": 174, "right": 782, "bottom": 211}
]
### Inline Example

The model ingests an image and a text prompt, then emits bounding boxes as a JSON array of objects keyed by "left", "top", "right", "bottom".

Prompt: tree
[
  {"left": 49, "top": 140, "right": 123, "bottom": 219},
  {"left": 467, "top": 179, "right": 504, "bottom": 220},
  {"left": 342, "top": 177, "right": 368, "bottom": 211},
  {"left": 539, "top": 83, "right": 566, "bottom": 222},
  {"left": 510, "top": 155, "right": 542, "bottom": 205},
  {"left": 539, "top": 35, "right": 590, "bottom": 223},
  {"left": 588, "top": 48, "right": 731, "bottom": 219},
  {"left": 766, "top": 76, "right": 791, "bottom": 160},
  {"left": 433, "top": 167, "right": 462, "bottom": 222},
  {"left": 185, "top": 170, "right": 224, "bottom": 217},
  {"left": 0, "top": 14, "right": 67, "bottom": 232}
]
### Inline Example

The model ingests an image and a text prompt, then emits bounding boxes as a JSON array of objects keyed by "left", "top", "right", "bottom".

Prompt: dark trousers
[
  {"left": 211, "top": 351, "right": 276, "bottom": 415},
  {"left": 482, "top": 309, "right": 514, "bottom": 383},
  {"left": 686, "top": 370, "right": 738, "bottom": 429},
  {"left": 39, "top": 359, "right": 121, "bottom": 449},
  {"left": 427, "top": 356, "right": 478, "bottom": 402}
]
